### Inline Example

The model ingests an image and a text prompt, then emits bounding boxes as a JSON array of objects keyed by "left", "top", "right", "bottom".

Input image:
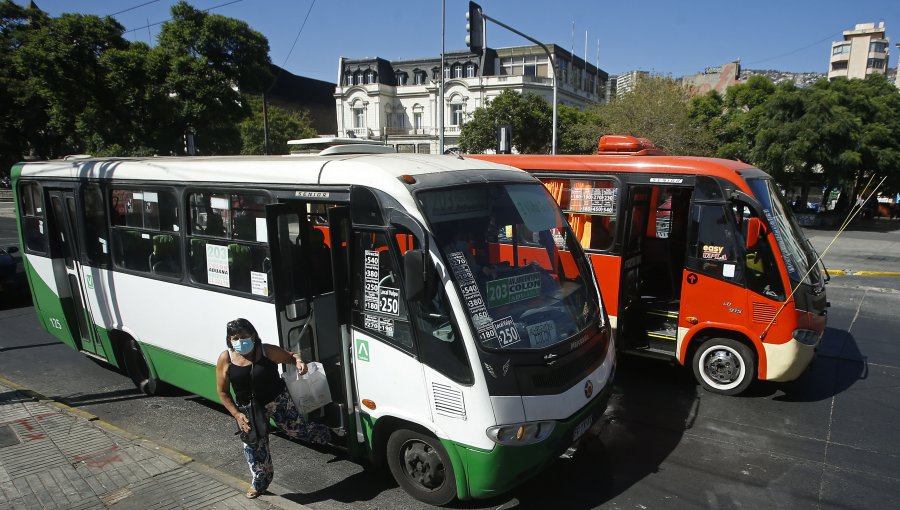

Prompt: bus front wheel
[
  {"left": 386, "top": 428, "right": 457, "bottom": 506},
  {"left": 692, "top": 338, "right": 755, "bottom": 396},
  {"left": 121, "top": 337, "right": 159, "bottom": 395}
]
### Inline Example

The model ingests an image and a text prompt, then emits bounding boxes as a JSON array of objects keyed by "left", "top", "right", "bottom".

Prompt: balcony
[{"left": 383, "top": 127, "right": 431, "bottom": 136}]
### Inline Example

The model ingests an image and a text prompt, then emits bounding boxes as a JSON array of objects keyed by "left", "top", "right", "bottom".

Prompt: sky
[{"left": 22, "top": 0, "right": 900, "bottom": 83}]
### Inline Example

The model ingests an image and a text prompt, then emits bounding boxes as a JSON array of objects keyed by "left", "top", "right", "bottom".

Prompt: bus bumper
[
  {"left": 762, "top": 329, "right": 821, "bottom": 382},
  {"left": 447, "top": 381, "right": 613, "bottom": 500}
]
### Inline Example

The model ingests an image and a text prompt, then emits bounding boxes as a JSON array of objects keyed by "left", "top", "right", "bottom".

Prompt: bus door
[
  {"left": 46, "top": 189, "right": 106, "bottom": 359},
  {"left": 266, "top": 201, "right": 351, "bottom": 442},
  {"left": 618, "top": 185, "right": 650, "bottom": 350}
]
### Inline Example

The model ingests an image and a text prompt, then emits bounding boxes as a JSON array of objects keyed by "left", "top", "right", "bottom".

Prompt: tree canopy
[
  {"left": 458, "top": 90, "right": 552, "bottom": 154},
  {"left": 0, "top": 0, "right": 304, "bottom": 172}
]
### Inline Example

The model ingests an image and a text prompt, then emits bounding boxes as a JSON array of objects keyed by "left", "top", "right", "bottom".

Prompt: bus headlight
[
  {"left": 793, "top": 329, "right": 821, "bottom": 346},
  {"left": 486, "top": 421, "right": 556, "bottom": 446}
]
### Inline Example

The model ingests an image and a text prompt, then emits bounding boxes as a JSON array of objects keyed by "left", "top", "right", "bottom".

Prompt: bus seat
[
  {"left": 232, "top": 214, "right": 256, "bottom": 241},
  {"left": 150, "top": 234, "right": 178, "bottom": 275},
  {"left": 123, "top": 230, "right": 151, "bottom": 271}
]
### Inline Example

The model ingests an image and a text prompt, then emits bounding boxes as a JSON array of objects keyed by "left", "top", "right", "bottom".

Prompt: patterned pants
[{"left": 241, "top": 387, "right": 331, "bottom": 492}]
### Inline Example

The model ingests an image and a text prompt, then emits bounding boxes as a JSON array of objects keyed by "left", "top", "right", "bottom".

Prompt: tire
[
  {"left": 692, "top": 337, "right": 755, "bottom": 396},
  {"left": 385, "top": 428, "right": 457, "bottom": 506},
  {"left": 121, "top": 337, "right": 159, "bottom": 395}
]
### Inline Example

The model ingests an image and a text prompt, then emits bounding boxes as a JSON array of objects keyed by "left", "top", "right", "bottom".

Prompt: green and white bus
[{"left": 12, "top": 148, "right": 615, "bottom": 504}]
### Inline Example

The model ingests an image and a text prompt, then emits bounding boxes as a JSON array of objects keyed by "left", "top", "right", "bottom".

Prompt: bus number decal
[
  {"left": 206, "top": 244, "right": 230, "bottom": 288},
  {"left": 48, "top": 317, "right": 63, "bottom": 330},
  {"left": 363, "top": 314, "right": 394, "bottom": 337},
  {"left": 493, "top": 316, "right": 521, "bottom": 348},
  {"left": 526, "top": 320, "right": 557, "bottom": 348},
  {"left": 486, "top": 273, "right": 541, "bottom": 308}
]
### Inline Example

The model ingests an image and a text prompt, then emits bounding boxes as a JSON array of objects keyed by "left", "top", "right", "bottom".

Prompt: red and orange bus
[{"left": 472, "top": 135, "right": 828, "bottom": 395}]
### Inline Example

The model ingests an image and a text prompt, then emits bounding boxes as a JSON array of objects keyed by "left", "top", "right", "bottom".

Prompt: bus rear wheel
[
  {"left": 692, "top": 338, "right": 755, "bottom": 396},
  {"left": 386, "top": 428, "right": 457, "bottom": 506},
  {"left": 121, "top": 337, "right": 159, "bottom": 395}
]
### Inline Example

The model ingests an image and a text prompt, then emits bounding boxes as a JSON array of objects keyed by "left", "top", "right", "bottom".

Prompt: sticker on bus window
[
  {"left": 447, "top": 251, "right": 497, "bottom": 344},
  {"left": 206, "top": 244, "right": 230, "bottom": 288},
  {"left": 723, "top": 264, "right": 735, "bottom": 278},
  {"left": 143, "top": 192, "right": 158, "bottom": 203},
  {"left": 39, "top": 220, "right": 44, "bottom": 234},
  {"left": 364, "top": 250, "right": 380, "bottom": 313},
  {"left": 378, "top": 286, "right": 400, "bottom": 316},
  {"left": 486, "top": 273, "right": 541, "bottom": 308},
  {"left": 364, "top": 314, "right": 394, "bottom": 337},
  {"left": 526, "top": 320, "right": 557, "bottom": 348},
  {"left": 211, "top": 197, "right": 229, "bottom": 210},
  {"left": 493, "top": 316, "right": 521, "bottom": 348},
  {"left": 99, "top": 237, "right": 107, "bottom": 254},
  {"left": 251, "top": 271, "right": 268, "bottom": 296},
  {"left": 255, "top": 218, "right": 267, "bottom": 243},
  {"left": 702, "top": 245, "right": 727, "bottom": 260},
  {"left": 570, "top": 187, "right": 617, "bottom": 214}
]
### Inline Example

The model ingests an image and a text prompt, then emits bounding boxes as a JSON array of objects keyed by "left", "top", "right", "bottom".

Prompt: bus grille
[
  {"left": 752, "top": 303, "right": 777, "bottom": 324},
  {"left": 531, "top": 345, "right": 602, "bottom": 391},
  {"left": 432, "top": 383, "right": 466, "bottom": 420}
]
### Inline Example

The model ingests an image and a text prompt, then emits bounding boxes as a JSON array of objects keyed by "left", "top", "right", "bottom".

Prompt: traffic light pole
[{"left": 469, "top": 5, "right": 558, "bottom": 154}]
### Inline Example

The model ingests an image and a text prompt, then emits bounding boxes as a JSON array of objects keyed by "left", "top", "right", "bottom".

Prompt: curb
[
  {"left": 824, "top": 270, "right": 900, "bottom": 277},
  {"left": 0, "top": 375, "right": 310, "bottom": 510}
]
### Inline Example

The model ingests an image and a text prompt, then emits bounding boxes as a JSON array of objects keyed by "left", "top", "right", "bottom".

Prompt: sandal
[{"left": 246, "top": 488, "right": 260, "bottom": 499}]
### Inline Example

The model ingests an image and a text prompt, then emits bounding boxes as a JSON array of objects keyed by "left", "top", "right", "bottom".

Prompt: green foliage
[
  {"left": 239, "top": 96, "right": 317, "bottom": 155},
  {"left": 0, "top": 0, "right": 275, "bottom": 165},
  {"left": 458, "top": 90, "right": 552, "bottom": 154}
]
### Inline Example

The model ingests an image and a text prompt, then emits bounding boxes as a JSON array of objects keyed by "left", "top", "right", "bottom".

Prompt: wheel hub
[
  {"left": 402, "top": 441, "right": 444, "bottom": 489},
  {"left": 704, "top": 350, "right": 741, "bottom": 384}
]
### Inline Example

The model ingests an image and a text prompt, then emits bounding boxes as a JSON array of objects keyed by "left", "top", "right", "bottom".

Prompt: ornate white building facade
[{"left": 334, "top": 45, "right": 608, "bottom": 153}]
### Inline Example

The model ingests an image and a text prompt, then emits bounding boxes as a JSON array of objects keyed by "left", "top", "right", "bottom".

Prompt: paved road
[{"left": 2, "top": 215, "right": 899, "bottom": 509}]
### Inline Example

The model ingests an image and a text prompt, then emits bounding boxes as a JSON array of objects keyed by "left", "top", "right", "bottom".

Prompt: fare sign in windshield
[{"left": 486, "top": 273, "right": 541, "bottom": 308}]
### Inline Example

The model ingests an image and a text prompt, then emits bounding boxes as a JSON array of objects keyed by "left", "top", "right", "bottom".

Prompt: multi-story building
[
  {"left": 613, "top": 70, "right": 649, "bottom": 99},
  {"left": 828, "top": 22, "right": 890, "bottom": 80},
  {"left": 334, "top": 45, "right": 607, "bottom": 153}
]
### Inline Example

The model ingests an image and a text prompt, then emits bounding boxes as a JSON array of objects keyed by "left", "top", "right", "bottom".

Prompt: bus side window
[
  {"left": 687, "top": 204, "right": 742, "bottom": 282},
  {"left": 400, "top": 230, "right": 473, "bottom": 385},
  {"left": 19, "top": 181, "right": 47, "bottom": 254},
  {"left": 110, "top": 188, "right": 182, "bottom": 277},
  {"left": 82, "top": 184, "right": 109, "bottom": 266},
  {"left": 733, "top": 203, "right": 785, "bottom": 301},
  {"left": 351, "top": 231, "right": 414, "bottom": 352}
]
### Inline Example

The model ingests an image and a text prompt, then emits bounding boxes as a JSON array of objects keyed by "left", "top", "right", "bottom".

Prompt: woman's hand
[
  {"left": 294, "top": 354, "right": 308, "bottom": 376},
  {"left": 235, "top": 412, "right": 251, "bottom": 433}
]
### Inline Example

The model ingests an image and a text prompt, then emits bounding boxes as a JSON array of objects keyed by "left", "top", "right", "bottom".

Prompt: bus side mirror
[
  {"left": 403, "top": 249, "right": 436, "bottom": 302},
  {"left": 746, "top": 217, "right": 765, "bottom": 250}
]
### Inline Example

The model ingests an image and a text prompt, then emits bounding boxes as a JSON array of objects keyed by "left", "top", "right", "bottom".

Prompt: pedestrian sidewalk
[{"left": 0, "top": 379, "right": 308, "bottom": 510}]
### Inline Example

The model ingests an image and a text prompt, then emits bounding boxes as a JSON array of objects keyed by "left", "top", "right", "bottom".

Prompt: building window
[
  {"left": 413, "top": 112, "right": 423, "bottom": 130},
  {"left": 354, "top": 72, "right": 363, "bottom": 85},
  {"left": 453, "top": 64, "right": 463, "bottom": 78},
  {"left": 353, "top": 107, "right": 365, "bottom": 128},
  {"left": 443, "top": 66, "right": 451, "bottom": 80},
  {"left": 867, "top": 58, "right": 885, "bottom": 69},
  {"left": 870, "top": 41, "right": 888, "bottom": 53},
  {"left": 831, "top": 61, "right": 848, "bottom": 71},
  {"left": 466, "top": 64, "right": 476, "bottom": 78},
  {"left": 449, "top": 104, "right": 464, "bottom": 126},
  {"left": 396, "top": 72, "right": 407, "bottom": 86},
  {"left": 365, "top": 71, "right": 376, "bottom": 84},
  {"left": 414, "top": 71, "right": 426, "bottom": 85},
  {"left": 417, "top": 143, "right": 430, "bottom": 154},
  {"left": 832, "top": 44, "right": 850, "bottom": 56},
  {"left": 345, "top": 74, "right": 353, "bottom": 86}
]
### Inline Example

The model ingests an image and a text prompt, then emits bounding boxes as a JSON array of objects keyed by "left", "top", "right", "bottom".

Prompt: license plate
[{"left": 573, "top": 414, "right": 593, "bottom": 442}]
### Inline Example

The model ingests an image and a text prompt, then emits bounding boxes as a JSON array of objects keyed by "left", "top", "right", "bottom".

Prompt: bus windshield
[
  {"left": 419, "top": 183, "right": 600, "bottom": 351},
  {"left": 746, "top": 178, "right": 823, "bottom": 289}
]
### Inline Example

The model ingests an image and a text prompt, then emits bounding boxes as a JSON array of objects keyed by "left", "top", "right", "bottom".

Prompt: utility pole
[{"left": 439, "top": 0, "right": 445, "bottom": 154}]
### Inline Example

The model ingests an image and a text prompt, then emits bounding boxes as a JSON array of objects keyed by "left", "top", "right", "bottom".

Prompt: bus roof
[
  {"left": 17, "top": 153, "right": 526, "bottom": 189},
  {"left": 469, "top": 153, "right": 770, "bottom": 187}
]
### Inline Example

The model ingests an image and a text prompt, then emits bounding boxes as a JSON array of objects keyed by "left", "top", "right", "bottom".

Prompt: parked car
[{"left": 0, "top": 246, "right": 28, "bottom": 303}]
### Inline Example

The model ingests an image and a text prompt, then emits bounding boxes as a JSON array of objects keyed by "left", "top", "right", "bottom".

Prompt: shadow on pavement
[
  {"left": 486, "top": 356, "right": 699, "bottom": 509},
  {"left": 808, "top": 217, "right": 900, "bottom": 233}
]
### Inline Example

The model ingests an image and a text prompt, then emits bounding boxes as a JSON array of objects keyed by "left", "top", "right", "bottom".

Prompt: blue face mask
[{"left": 232, "top": 337, "right": 255, "bottom": 355}]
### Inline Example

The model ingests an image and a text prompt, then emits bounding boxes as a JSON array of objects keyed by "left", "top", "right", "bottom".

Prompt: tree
[
  {"left": 557, "top": 104, "right": 604, "bottom": 155},
  {"left": 458, "top": 90, "right": 551, "bottom": 154},
  {"left": 239, "top": 96, "right": 316, "bottom": 155},
  {"left": 591, "top": 75, "right": 714, "bottom": 156},
  {"left": 152, "top": 1, "right": 273, "bottom": 155}
]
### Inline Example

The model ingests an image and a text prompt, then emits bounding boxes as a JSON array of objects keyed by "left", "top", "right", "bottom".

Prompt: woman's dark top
[{"left": 228, "top": 344, "right": 285, "bottom": 406}]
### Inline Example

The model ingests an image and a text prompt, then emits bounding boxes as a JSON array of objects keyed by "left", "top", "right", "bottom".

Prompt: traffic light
[{"left": 465, "top": 1, "right": 484, "bottom": 54}]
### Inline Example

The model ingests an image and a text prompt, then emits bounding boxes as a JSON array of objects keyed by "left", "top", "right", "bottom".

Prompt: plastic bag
[{"left": 283, "top": 361, "right": 332, "bottom": 414}]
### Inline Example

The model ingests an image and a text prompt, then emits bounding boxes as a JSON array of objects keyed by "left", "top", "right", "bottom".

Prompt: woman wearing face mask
[{"left": 215, "top": 318, "right": 330, "bottom": 499}]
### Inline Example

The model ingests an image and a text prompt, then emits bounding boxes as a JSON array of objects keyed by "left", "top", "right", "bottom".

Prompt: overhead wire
[
  {"left": 107, "top": 0, "right": 162, "bottom": 17},
  {"left": 122, "top": 0, "right": 244, "bottom": 35},
  {"left": 744, "top": 30, "right": 842, "bottom": 67}
]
